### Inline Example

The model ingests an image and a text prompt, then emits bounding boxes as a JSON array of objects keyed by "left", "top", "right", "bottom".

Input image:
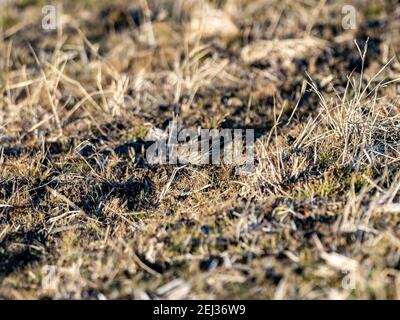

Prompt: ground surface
[{"left": 1, "top": 0, "right": 400, "bottom": 299}]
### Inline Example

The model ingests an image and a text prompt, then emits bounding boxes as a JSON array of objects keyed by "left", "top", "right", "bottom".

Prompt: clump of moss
[
  {"left": 365, "top": 2, "right": 385, "bottom": 18},
  {"left": 0, "top": 13, "right": 18, "bottom": 29},
  {"left": 342, "top": 167, "right": 375, "bottom": 192},
  {"left": 317, "top": 149, "right": 338, "bottom": 166}
]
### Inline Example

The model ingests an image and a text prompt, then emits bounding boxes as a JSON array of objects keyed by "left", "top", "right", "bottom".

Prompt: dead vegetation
[{"left": 0, "top": 0, "right": 400, "bottom": 299}]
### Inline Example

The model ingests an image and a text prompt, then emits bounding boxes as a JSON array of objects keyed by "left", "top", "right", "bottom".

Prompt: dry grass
[{"left": 0, "top": 0, "right": 400, "bottom": 299}]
